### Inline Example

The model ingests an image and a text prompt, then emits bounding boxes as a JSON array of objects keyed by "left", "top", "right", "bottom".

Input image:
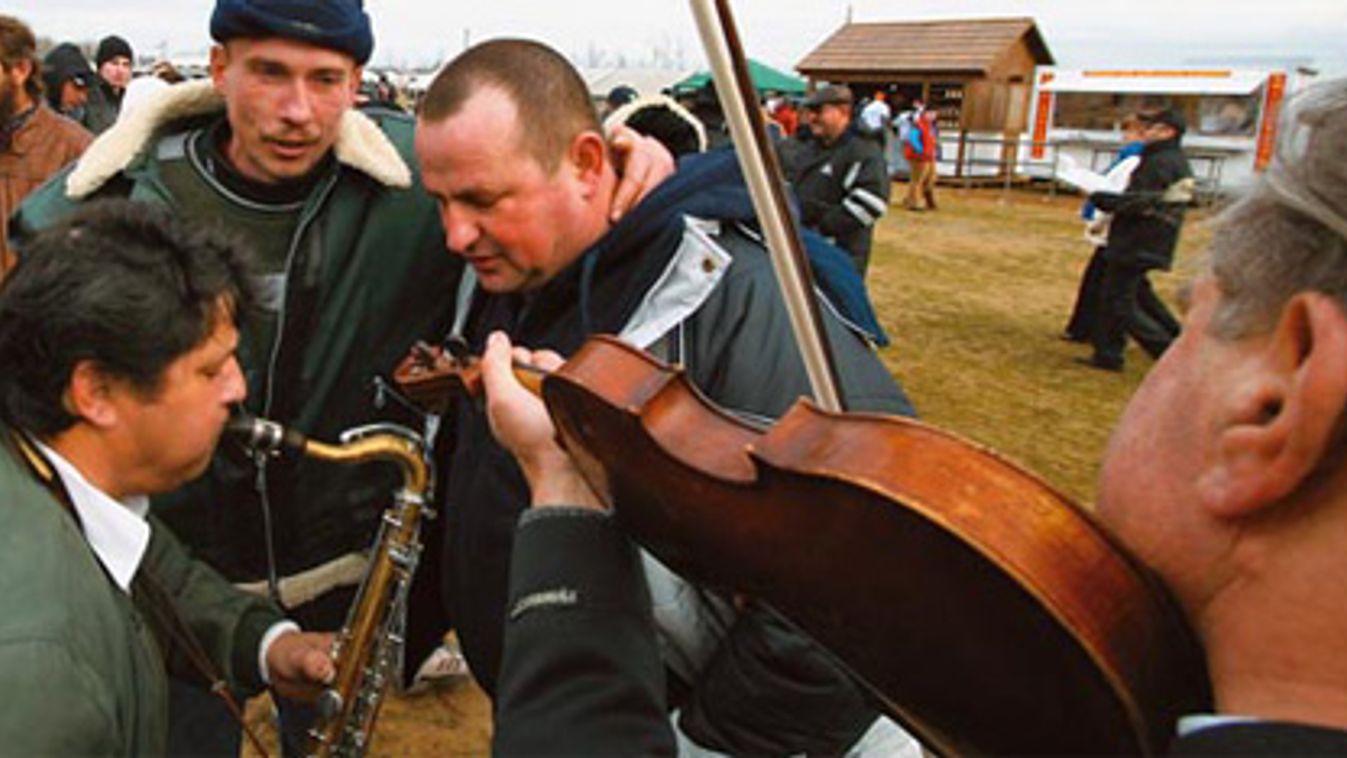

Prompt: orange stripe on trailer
[
  {"left": 1031, "top": 90, "right": 1053, "bottom": 159},
  {"left": 1255, "top": 73, "right": 1288, "bottom": 172},
  {"left": 1081, "top": 70, "right": 1234, "bottom": 78}
]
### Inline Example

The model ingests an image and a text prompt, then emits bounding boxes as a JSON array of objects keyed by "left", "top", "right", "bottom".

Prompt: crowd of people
[
  {"left": 603, "top": 80, "right": 943, "bottom": 279},
  {"left": 3, "top": 0, "right": 1347, "bottom": 755}
]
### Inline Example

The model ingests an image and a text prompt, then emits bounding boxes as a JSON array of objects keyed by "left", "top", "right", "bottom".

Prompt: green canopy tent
[{"left": 669, "top": 58, "right": 806, "bottom": 97}]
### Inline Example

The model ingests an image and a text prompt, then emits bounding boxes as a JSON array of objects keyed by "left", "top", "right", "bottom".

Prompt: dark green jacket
[
  {"left": 11, "top": 81, "right": 462, "bottom": 587},
  {"left": 0, "top": 428, "right": 283, "bottom": 755}
]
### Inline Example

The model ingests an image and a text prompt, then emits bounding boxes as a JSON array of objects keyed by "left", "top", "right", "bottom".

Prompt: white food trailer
[{"left": 1024, "top": 67, "right": 1312, "bottom": 195}]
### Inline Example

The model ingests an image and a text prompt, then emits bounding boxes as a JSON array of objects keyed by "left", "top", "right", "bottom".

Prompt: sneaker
[{"left": 406, "top": 641, "right": 471, "bottom": 693}]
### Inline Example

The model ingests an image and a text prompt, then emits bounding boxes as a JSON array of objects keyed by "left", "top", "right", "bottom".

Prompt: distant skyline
[{"left": 7, "top": 1, "right": 1345, "bottom": 76}]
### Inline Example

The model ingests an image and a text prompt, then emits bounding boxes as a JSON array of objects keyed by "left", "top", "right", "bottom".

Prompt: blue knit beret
[{"left": 210, "top": 0, "right": 373, "bottom": 64}]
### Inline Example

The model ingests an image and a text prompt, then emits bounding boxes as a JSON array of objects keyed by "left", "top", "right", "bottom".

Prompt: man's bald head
[{"left": 419, "top": 38, "right": 601, "bottom": 174}]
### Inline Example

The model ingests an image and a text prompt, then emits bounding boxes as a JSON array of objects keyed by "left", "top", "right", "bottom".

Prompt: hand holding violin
[{"left": 479, "top": 331, "right": 607, "bottom": 511}]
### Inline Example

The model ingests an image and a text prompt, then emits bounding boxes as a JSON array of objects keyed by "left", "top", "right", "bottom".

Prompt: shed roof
[{"left": 797, "top": 18, "right": 1054, "bottom": 77}]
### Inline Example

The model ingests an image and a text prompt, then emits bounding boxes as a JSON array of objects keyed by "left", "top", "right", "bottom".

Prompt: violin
[{"left": 394, "top": 335, "right": 1210, "bottom": 755}]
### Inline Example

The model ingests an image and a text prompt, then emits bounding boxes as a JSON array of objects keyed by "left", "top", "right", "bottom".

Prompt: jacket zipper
[{"left": 255, "top": 171, "right": 341, "bottom": 603}]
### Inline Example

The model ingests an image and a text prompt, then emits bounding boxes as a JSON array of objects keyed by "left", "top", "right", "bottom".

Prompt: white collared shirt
[
  {"left": 34, "top": 440, "right": 298, "bottom": 683},
  {"left": 34, "top": 440, "right": 150, "bottom": 593}
]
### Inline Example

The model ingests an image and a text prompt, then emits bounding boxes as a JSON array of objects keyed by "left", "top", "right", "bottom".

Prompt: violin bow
[{"left": 689, "top": 0, "right": 847, "bottom": 413}]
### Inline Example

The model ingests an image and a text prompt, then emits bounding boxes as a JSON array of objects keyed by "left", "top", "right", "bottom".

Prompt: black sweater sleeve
[{"left": 492, "top": 508, "right": 675, "bottom": 756}]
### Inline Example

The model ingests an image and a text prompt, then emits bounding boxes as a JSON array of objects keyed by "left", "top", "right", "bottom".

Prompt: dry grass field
[
  {"left": 244, "top": 183, "right": 1214, "bottom": 756},
  {"left": 870, "top": 185, "right": 1211, "bottom": 504}
]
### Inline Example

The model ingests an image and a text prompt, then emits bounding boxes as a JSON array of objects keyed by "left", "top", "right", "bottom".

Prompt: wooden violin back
[{"left": 544, "top": 336, "right": 1211, "bottom": 756}]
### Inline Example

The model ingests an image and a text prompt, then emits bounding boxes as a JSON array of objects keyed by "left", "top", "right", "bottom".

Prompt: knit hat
[
  {"left": 210, "top": 0, "right": 373, "bottom": 64},
  {"left": 95, "top": 35, "right": 133, "bottom": 67}
]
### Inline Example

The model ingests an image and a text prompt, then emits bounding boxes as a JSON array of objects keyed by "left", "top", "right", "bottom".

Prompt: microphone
[{"left": 225, "top": 411, "right": 308, "bottom": 457}]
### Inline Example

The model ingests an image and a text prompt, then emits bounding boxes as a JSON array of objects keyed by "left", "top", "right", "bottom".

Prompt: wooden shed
[{"left": 797, "top": 18, "right": 1054, "bottom": 176}]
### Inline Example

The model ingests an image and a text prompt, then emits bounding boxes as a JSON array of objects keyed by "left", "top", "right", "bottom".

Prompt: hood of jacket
[
  {"left": 589, "top": 149, "right": 888, "bottom": 345},
  {"left": 41, "top": 43, "right": 93, "bottom": 96},
  {"left": 65, "top": 78, "right": 412, "bottom": 199}
]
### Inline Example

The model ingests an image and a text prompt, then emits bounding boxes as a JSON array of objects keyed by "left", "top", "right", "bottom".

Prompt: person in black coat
[
  {"left": 1078, "top": 107, "right": 1193, "bottom": 371},
  {"left": 1062, "top": 115, "right": 1180, "bottom": 344},
  {"left": 785, "top": 85, "right": 890, "bottom": 278},
  {"left": 40, "top": 43, "right": 94, "bottom": 123},
  {"left": 86, "top": 35, "right": 133, "bottom": 134},
  {"left": 415, "top": 38, "right": 912, "bottom": 756}
]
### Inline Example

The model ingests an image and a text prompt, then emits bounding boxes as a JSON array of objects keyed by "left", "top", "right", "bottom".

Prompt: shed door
[{"left": 1005, "top": 82, "right": 1029, "bottom": 133}]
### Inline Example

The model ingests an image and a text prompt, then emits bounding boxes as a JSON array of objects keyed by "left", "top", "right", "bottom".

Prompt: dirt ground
[
  {"left": 243, "top": 182, "right": 1213, "bottom": 755},
  {"left": 242, "top": 648, "right": 493, "bottom": 756}
]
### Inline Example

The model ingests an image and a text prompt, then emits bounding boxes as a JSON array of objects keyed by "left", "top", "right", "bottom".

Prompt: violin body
[{"left": 543, "top": 336, "right": 1210, "bottom": 755}]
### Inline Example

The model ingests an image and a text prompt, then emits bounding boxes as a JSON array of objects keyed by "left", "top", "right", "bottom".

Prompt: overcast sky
[{"left": 7, "top": 1, "right": 1346, "bottom": 75}]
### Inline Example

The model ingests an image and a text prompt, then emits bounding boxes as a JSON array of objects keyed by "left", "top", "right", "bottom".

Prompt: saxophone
[{"left": 227, "top": 415, "right": 434, "bottom": 758}]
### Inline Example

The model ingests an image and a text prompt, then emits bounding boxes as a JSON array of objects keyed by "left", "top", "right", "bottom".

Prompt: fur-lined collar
[{"left": 66, "top": 78, "right": 412, "bottom": 199}]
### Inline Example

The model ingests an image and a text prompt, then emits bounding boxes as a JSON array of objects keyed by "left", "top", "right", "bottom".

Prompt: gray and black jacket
[
  {"left": 434, "top": 150, "right": 913, "bottom": 755},
  {"left": 783, "top": 130, "right": 891, "bottom": 275}
]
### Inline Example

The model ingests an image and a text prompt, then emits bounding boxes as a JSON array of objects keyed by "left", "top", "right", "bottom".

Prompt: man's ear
[
  {"left": 1199, "top": 293, "right": 1347, "bottom": 517},
  {"left": 349, "top": 65, "right": 364, "bottom": 102},
  {"left": 66, "top": 361, "right": 119, "bottom": 429},
  {"left": 568, "top": 131, "right": 609, "bottom": 199},
  {"left": 208, "top": 44, "right": 229, "bottom": 92},
  {"left": 13, "top": 58, "right": 33, "bottom": 87}
]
